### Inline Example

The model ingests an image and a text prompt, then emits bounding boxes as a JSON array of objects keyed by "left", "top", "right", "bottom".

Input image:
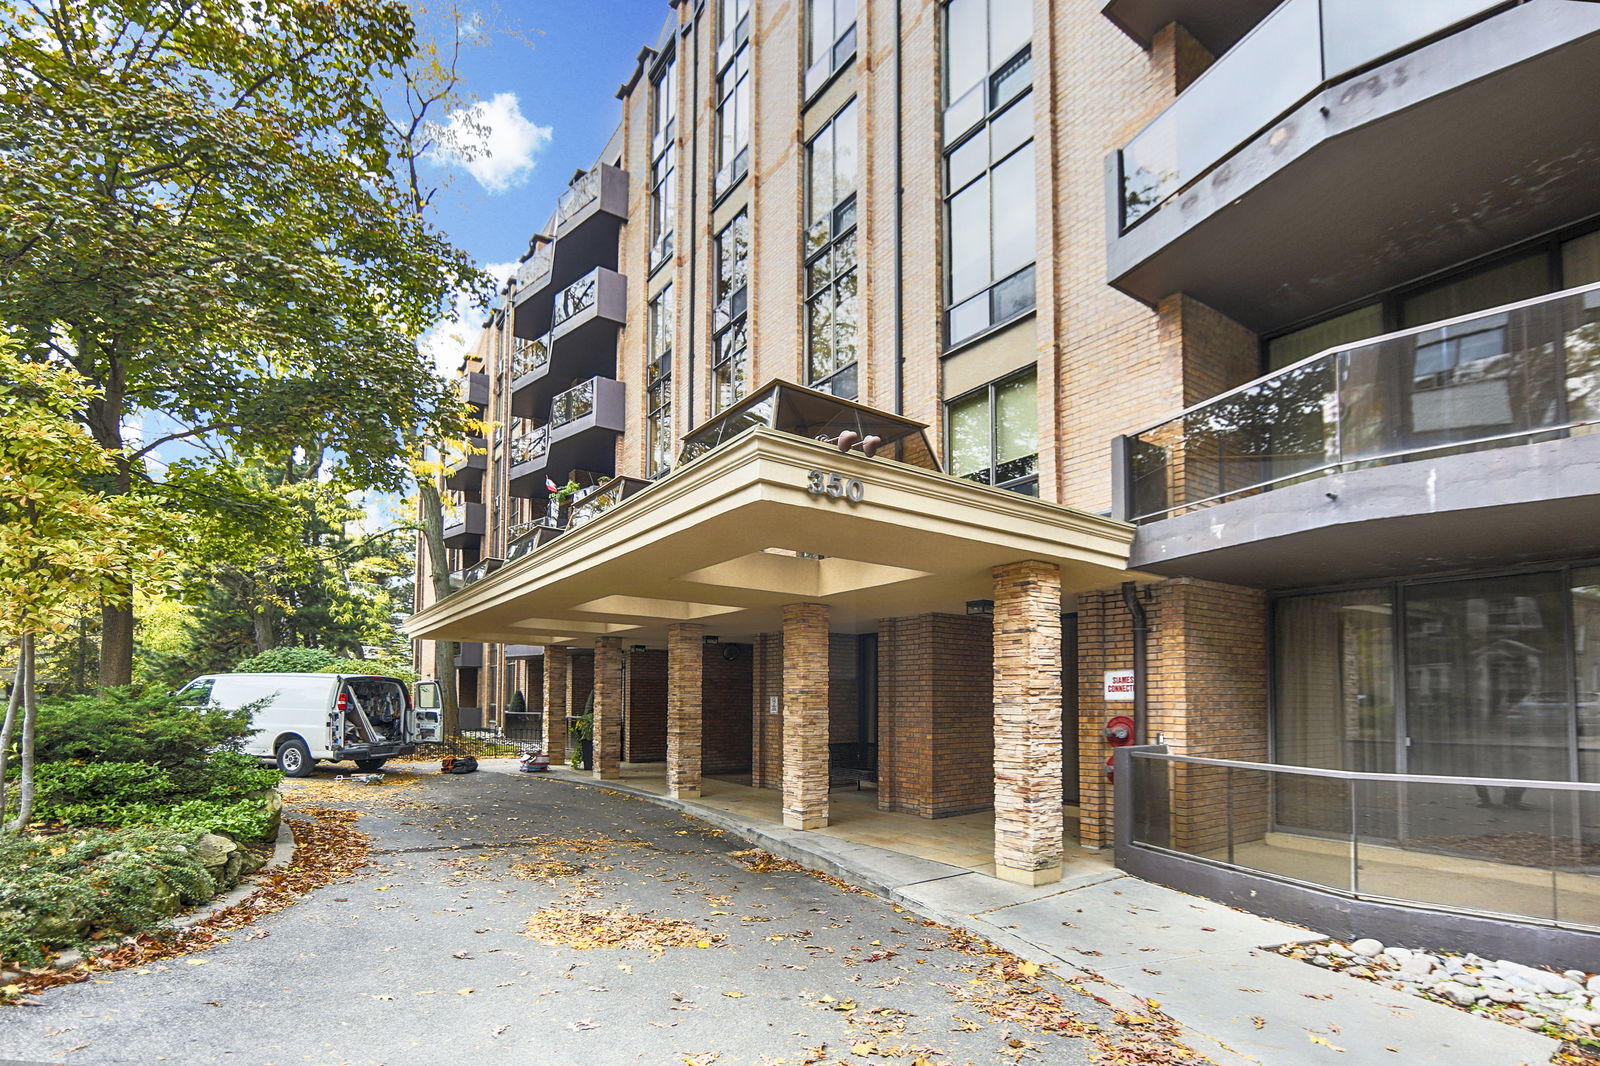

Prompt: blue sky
[{"left": 418, "top": 0, "right": 674, "bottom": 368}]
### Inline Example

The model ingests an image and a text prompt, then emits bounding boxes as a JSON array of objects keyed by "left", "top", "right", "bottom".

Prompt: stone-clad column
[
  {"left": 541, "top": 646, "right": 568, "bottom": 763},
  {"left": 667, "top": 623, "right": 704, "bottom": 798},
  {"left": 592, "top": 637, "right": 624, "bottom": 780},
  {"left": 782, "top": 603, "right": 830, "bottom": 830},
  {"left": 992, "top": 561, "right": 1063, "bottom": 886}
]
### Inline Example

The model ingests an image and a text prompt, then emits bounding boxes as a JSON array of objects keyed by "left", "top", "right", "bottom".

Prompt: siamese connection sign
[{"left": 1103, "top": 669, "right": 1136, "bottom": 702}]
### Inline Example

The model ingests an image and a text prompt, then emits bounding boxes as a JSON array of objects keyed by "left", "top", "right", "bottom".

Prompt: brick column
[
  {"left": 992, "top": 561, "right": 1063, "bottom": 886},
  {"left": 541, "top": 646, "right": 568, "bottom": 763},
  {"left": 781, "top": 603, "right": 829, "bottom": 830},
  {"left": 593, "top": 637, "right": 624, "bottom": 780},
  {"left": 666, "top": 624, "right": 704, "bottom": 798}
]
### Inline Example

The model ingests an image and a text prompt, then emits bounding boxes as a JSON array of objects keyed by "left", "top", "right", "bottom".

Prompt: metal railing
[
  {"left": 512, "top": 335, "right": 550, "bottom": 380},
  {"left": 1124, "top": 749, "right": 1600, "bottom": 931},
  {"left": 517, "top": 245, "right": 553, "bottom": 290},
  {"left": 549, "top": 378, "right": 597, "bottom": 430},
  {"left": 1119, "top": 0, "right": 1512, "bottom": 227},
  {"left": 1120, "top": 283, "right": 1600, "bottom": 522},
  {"left": 552, "top": 269, "right": 599, "bottom": 328},
  {"left": 555, "top": 166, "right": 601, "bottom": 228}
]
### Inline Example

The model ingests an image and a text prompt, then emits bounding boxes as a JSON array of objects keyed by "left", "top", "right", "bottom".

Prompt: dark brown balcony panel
[
  {"left": 1101, "top": 0, "right": 1281, "bottom": 57},
  {"left": 441, "top": 440, "right": 487, "bottom": 490},
  {"left": 550, "top": 163, "right": 627, "bottom": 291},
  {"left": 544, "top": 377, "right": 625, "bottom": 485},
  {"left": 453, "top": 642, "right": 484, "bottom": 669},
  {"left": 550, "top": 267, "right": 627, "bottom": 347},
  {"left": 504, "top": 644, "right": 541, "bottom": 660},
  {"left": 508, "top": 334, "right": 552, "bottom": 419},
  {"left": 441, "top": 501, "right": 486, "bottom": 548},
  {"left": 506, "top": 426, "right": 552, "bottom": 499},
  {"left": 458, "top": 371, "right": 488, "bottom": 409},
  {"left": 1107, "top": 0, "right": 1600, "bottom": 335}
]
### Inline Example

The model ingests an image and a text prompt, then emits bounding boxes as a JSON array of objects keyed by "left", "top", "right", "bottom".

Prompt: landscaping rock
[
  {"left": 1349, "top": 938, "right": 1383, "bottom": 956},
  {"left": 193, "top": 833, "right": 241, "bottom": 889},
  {"left": 1434, "top": 982, "right": 1481, "bottom": 1007}
]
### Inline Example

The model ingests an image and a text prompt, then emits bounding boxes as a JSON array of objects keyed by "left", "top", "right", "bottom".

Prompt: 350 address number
[{"left": 806, "top": 469, "right": 865, "bottom": 502}]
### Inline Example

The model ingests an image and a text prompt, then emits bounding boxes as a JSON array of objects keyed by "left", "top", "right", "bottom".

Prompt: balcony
[
  {"left": 448, "top": 555, "right": 501, "bottom": 590},
  {"left": 508, "top": 334, "right": 551, "bottom": 419},
  {"left": 550, "top": 267, "right": 627, "bottom": 346},
  {"left": 511, "top": 240, "right": 555, "bottom": 308},
  {"left": 1107, "top": 0, "right": 1600, "bottom": 334},
  {"left": 506, "top": 425, "right": 551, "bottom": 499},
  {"left": 457, "top": 371, "right": 488, "bottom": 409},
  {"left": 545, "top": 376, "right": 626, "bottom": 484},
  {"left": 441, "top": 439, "right": 486, "bottom": 489},
  {"left": 1114, "top": 283, "right": 1600, "bottom": 587},
  {"left": 452, "top": 641, "right": 484, "bottom": 669},
  {"left": 441, "top": 502, "right": 486, "bottom": 549},
  {"left": 550, "top": 163, "right": 628, "bottom": 292}
]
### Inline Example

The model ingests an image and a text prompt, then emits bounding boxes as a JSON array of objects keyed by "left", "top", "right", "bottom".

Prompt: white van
[{"left": 178, "top": 673, "right": 443, "bottom": 777}]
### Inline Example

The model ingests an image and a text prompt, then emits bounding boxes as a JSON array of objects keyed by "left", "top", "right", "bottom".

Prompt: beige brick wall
[
  {"left": 666, "top": 623, "right": 703, "bottom": 797},
  {"left": 992, "top": 561, "right": 1063, "bottom": 882},
  {"left": 781, "top": 603, "right": 830, "bottom": 830},
  {"left": 592, "top": 637, "right": 625, "bottom": 779}
]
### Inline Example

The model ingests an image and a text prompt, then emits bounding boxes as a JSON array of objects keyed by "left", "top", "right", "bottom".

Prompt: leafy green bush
[
  {"left": 233, "top": 645, "right": 416, "bottom": 682},
  {"left": 33, "top": 687, "right": 253, "bottom": 776},
  {"left": 507, "top": 689, "right": 526, "bottom": 716},
  {"left": 186, "top": 751, "right": 282, "bottom": 798},
  {"left": 0, "top": 826, "right": 220, "bottom": 964},
  {"left": 29, "top": 753, "right": 282, "bottom": 841},
  {"left": 33, "top": 762, "right": 177, "bottom": 807},
  {"left": 37, "top": 796, "right": 277, "bottom": 841}
]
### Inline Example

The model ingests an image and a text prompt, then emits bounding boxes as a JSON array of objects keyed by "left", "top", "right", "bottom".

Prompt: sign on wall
[{"left": 1103, "top": 669, "right": 1136, "bottom": 701}]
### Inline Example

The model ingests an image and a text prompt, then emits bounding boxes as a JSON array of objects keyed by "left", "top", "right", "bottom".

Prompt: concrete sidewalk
[{"left": 509, "top": 763, "right": 1561, "bottom": 1066}]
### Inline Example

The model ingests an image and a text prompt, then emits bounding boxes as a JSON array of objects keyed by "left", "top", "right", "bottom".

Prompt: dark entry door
[{"left": 1063, "top": 613, "right": 1079, "bottom": 806}]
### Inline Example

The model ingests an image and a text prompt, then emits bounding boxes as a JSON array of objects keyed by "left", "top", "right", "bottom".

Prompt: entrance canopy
[{"left": 406, "top": 422, "right": 1138, "bottom": 648}]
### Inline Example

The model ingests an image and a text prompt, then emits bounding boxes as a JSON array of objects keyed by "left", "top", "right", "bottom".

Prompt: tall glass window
[
  {"left": 805, "top": 101, "right": 859, "bottom": 399},
  {"left": 716, "top": 42, "right": 752, "bottom": 195},
  {"left": 946, "top": 368, "right": 1037, "bottom": 495},
  {"left": 942, "top": 0, "right": 1034, "bottom": 347},
  {"left": 806, "top": 0, "right": 858, "bottom": 95},
  {"left": 719, "top": 0, "right": 750, "bottom": 45},
  {"left": 646, "top": 285, "right": 674, "bottom": 477},
  {"left": 649, "top": 53, "right": 677, "bottom": 269},
  {"left": 713, "top": 212, "right": 750, "bottom": 412}
]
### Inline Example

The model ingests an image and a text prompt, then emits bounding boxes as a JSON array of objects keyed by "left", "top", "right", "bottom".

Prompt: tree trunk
[
  {"left": 251, "top": 603, "right": 278, "bottom": 654},
  {"left": 5, "top": 634, "right": 37, "bottom": 832},
  {"left": 99, "top": 592, "right": 135, "bottom": 688},
  {"left": 417, "top": 480, "right": 459, "bottom": 736},
  {"left": 0, "top": 645, "right": 23, "bottom": 830}
]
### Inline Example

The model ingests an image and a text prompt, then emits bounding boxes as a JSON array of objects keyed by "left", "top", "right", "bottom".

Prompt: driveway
[{"left": 0, "top": 765, "right": 1199, "bottom": 1066}]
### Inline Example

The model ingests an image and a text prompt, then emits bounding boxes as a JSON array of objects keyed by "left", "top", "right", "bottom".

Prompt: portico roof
[{"left": 405, "top": 428, "right": 1139, "bottom": 647}]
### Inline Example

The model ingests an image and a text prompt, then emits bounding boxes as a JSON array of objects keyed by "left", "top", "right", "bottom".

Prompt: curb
[
  {"left": 522, "top": 768, "right": 1256, "bottom": 1065},
  {"left": 49, "top": 816, "right": 298, "bottom": 972}
]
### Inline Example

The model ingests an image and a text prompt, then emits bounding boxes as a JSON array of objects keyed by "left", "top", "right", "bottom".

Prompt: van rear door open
[{"left": 413, "top": 681, "right": 442, "bottom": 742}]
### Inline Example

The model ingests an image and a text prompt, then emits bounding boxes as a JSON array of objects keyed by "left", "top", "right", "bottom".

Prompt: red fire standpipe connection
[{"left": 1120, "top": 581, "right": 1149, "bottom": 746}]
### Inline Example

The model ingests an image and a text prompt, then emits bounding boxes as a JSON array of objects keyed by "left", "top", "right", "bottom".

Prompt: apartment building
[{"left": 411, "top": 0, "right": 1600, "bottom": 957}]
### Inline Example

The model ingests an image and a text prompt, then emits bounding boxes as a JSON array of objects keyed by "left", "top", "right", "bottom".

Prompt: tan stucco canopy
[{"left": 405, "top": 428, "right": 1139, "bottom": 647}]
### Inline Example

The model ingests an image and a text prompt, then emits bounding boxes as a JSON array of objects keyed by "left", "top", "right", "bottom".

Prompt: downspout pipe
[
  {"left": 1121, "top": 581, "right": 1149, "bottom": 745},
  {"left": 891, "top": 0, "right": 904, "bottom": 415}
]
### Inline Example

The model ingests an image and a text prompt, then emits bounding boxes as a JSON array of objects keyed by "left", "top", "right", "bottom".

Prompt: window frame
[
  {"left": 941, "top": 1, "right": 1035, "bottom": 350},
  {"left": 804, "top": 0, "right": 858, "bottom": 99},
  {"left": 715, "top": 40, "right": 752, "bottom": 198},
  {"left": 943, "top": 366, "right": 1040, "bottom": 496},
  {"left": 712, "top": 211, "right": 751, "bottom": 413},
  {"left": 648, "top": 51, "right": 678, "bottom": 271},
  {"left": 804, "top": 99, "right": 861, "bottom": 399},
  {"left": 645, "top": 285, "right": 675, "bottom": 478}
]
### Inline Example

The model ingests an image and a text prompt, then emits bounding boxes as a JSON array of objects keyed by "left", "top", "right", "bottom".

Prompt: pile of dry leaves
[
  {"left": 729, "top": 849, "right": 872, "bottom": 897},
  {"left": 523, "top": 908, "right": 725, "bottom": 951},
  {"left": 1, "top": 806, "right": 371, "bottom": 1006}
]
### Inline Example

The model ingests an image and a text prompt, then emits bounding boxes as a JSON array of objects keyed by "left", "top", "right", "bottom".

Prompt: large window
[
  {"left": 942, "top": 0, "right": 1034, "bottom": 347},
  {"left": 716, "top": 42, "right": 751, "bottom": 196},
  {"left": 805, "top": 101, "right": 859, "bottom": 399},
  {"left": 806, "top": 0, "right": 857, "bottom": 96},
  {"left": 946, "top": 368, "right": 1037, "bottom": 495},
  {"left": 713, "top": 212, "right": 750, "bottom": 412},
  {"left": 649, "top": 53, "right": 677, "bottom": 270},
  {"left": 646, "top": 285, "right": 674, "bottom": 477}
]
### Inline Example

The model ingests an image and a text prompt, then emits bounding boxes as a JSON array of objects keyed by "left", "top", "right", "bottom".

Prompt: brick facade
[
  {"left": 703, "top": 645, "right": 754, "bottom": 775},
  {"left": 627, "top": 648, "right": 669, "bottom": 762},
  {"left": 992, "top": 562, "right": 1064, "bottom": 885},
  {"left": 541, "top": 646, "right": 568, "bottom": 761},
  {"left": 781, "top": 603, "right": 831, "bottom": 830},
  {"left": 878, "top": 614, "right": 994, "bottom": 818}
]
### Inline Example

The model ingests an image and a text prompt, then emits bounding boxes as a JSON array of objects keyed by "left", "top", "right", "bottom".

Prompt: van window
[{"left": 176, "top": 678, "right": 215, "bottom": 705}]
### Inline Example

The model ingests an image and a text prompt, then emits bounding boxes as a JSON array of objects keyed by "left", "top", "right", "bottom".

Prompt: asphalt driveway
[{"left": 0, "top": 765, "right": 1188, "bottom": 1066}]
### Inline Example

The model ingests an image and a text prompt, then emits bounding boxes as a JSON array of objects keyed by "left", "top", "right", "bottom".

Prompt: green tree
[
  {"left": 0, "top": 0, "right": 483, "bottom": 686},
  {"left": 0, "top": 342, "right": 169, "bottom": 831}
]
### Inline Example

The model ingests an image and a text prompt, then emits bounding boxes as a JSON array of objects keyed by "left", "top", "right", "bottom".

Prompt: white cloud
[
  {"left": 418, "top": 260, "right": 519, "bottom": 377},
  {"left": 428, "top": 92, "right": 552, "bottom": 193}
]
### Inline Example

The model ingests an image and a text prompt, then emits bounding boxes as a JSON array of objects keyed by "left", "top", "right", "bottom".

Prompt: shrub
[
  {"left": 233, "top": 646, "right": 416, "bottom": 682},
  {"left": 186, "top": 751, "right": 282, "bottom": 798},
  {"left": 32, "top": 687, "right": 253, "bottom": 776},
  {"left": 507, "top": 689, "right": 526, "bottom": 716},
  {"left": 33, "top": 762, "right": 177, "bottom": 807},
  {"left": 28, "top": 753, "right": 282, "bottom": 840},
  {"left": 36, "top": 797, "right": 277, "bottom": 841},
  {"left": 0, "top": 826, "right": 220, "bottom": 964}
]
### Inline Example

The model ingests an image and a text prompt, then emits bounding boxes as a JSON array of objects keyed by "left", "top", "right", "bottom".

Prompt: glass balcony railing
[
  {"left": 555, "top": 167, "right": 601, "bottom": 228},
  {"left": 1125, "top": 750, "right": 1600, "bottom": 931},
  {"left": 549, "top": 378, "right": 597, "bottom": 431},
  {"left": 552, "top": 269, "right": 599, "bottom": 328},
  {"left": 566, "top": 478, "right": 629, "bottom": 532},
  {"left": 1122, "top": 283, "right": 1600, "bottom": 523},
  {"left": 1119, "top": 0, "right": 1508, "bottom": 228},
  {"left": 510, "top": 426, "right": 549, "bottom": 468},
  {"left": 516, "top": 244, "right": 553, "bottom": 290},
  {"left": 512, "top": 335, "right": 550, "bottom": 380}
]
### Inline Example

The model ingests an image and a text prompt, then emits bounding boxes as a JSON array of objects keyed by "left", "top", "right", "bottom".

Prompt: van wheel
[
  {"left": 354, "top": 758, "right": 387, "bottom": 772},
  {"left": 276, "top": 738, "right": 314, "bottom": 777}
]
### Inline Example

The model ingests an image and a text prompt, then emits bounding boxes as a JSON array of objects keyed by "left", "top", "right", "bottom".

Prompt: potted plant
[{"left": 568, "top": 691, "right": 594, "bottom": 770}]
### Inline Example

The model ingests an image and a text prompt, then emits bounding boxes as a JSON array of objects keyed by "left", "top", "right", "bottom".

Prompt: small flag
[{"left": 545, "top": 476, "right": 559, "bottom": 494}]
